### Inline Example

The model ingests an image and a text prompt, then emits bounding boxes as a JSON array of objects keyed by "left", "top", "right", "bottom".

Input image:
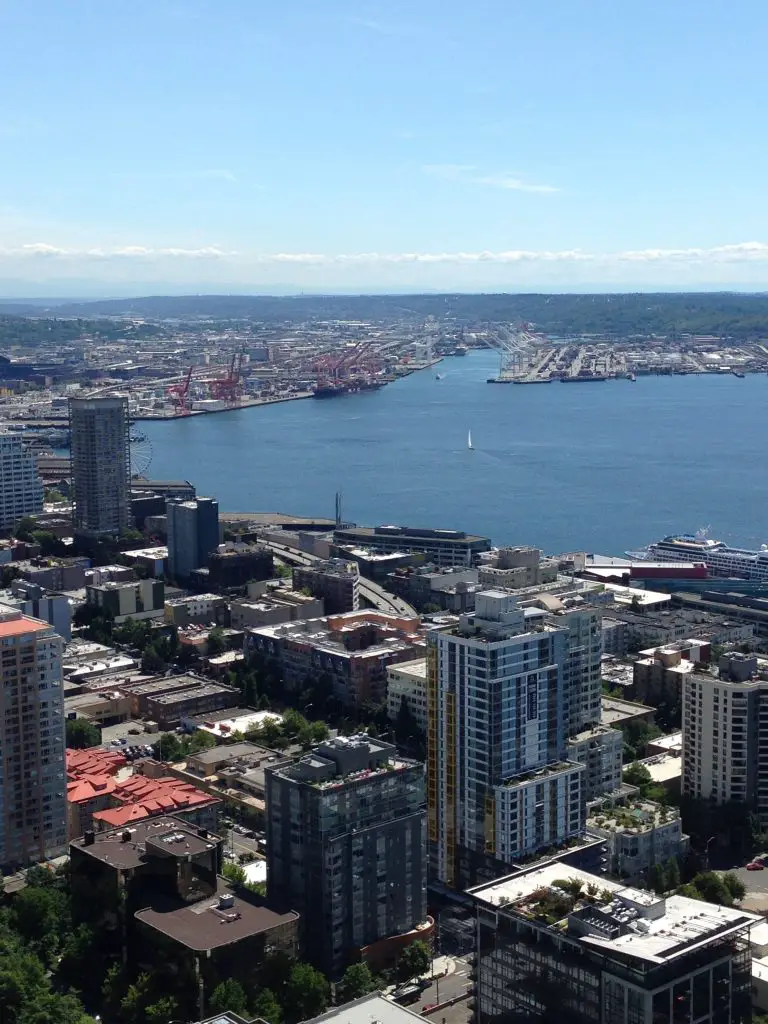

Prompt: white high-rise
[
  {"left": 0, "top": 608, "right": 67, "bottom": 869},
  {"left": 427, "top": 591, "right": 586, "bottom": 887},
  {"left": 0, "top": 431, "right": 44, "bottom": 531},
  {"left": 682, "top": 652, "right": 768, "bottom": 820}
]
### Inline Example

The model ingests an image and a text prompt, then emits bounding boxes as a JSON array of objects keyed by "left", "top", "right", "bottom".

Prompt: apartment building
[
  {"left": 265, "top": 735, "right": 428, "bottom": 976},
  {"left": 587, "top": 798, "right": 689, "bottom": 882},
  {"left": 427, "top": 591, "right": 586, "bottom": 888},
  {"left": 166, "top": 497, "right": 220, "bottom": 581},
  {"left": 0, "top": 430, "right": 44, "bottom": 530},
  {"left": 386, "top": 658, "right": 428, "bottom": 731},
  {"left": 566, "top": 724, "right": 623, "bottom": 800},
  {"left": 69, "top": 396, "right": 131, "bottom": 536},
  {"left": 682, "top": 651, "right": 768, "bottom": 822},
  {"left": 0, "top": 579, "right": 72, "bottom": 640},
  {"left": 0, "top": 608, "right": 67, "bottom": 869}
]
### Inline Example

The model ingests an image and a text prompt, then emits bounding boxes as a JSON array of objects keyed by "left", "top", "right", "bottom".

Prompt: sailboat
[{"left": 467, "top": 430, "right": 474, "bottom": 451}]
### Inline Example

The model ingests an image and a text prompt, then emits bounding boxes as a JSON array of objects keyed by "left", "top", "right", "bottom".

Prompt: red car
[{"left": 747, "top": 862, "right": 764, "bottom": 871}]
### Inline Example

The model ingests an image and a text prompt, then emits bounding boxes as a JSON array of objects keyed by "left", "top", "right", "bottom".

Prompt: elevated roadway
[{"left": 263, "top": 540, "right": 418, "bottom": 618}]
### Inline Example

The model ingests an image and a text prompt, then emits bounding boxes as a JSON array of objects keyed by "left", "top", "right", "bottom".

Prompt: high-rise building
[
  {"left": 470, "top": 862, "right": 757, "bottom": 1024},
  {"left": 166, "top": 497, "right": 220, "bottom": 581},
  {"left": 0, "top": 430, "right": 44, "bottom": 531},
  {"left": 0, "top": 608, "right": 67, "bottom": 869},
  {"left": 682, "top": 651, "right": 768, "bottom": 822},
  {"left": 265, "top": 734, "right": 428, "bottom": 976},
  {"left": 69, "top": 396, "right": 131, "bottom": 537},
  {"left": 427, "top": 591, "right": 587, "bottom": 888},
  {"left": 292, "top": 558, "right": 360, "bottom": 614}
]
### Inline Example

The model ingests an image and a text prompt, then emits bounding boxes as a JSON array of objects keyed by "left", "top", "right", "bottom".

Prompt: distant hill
[{"left": 4, "top": 292, "right": 768, "bottom": 340}]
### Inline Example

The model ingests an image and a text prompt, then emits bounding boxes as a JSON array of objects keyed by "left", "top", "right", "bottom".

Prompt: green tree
[
  {"left": 65, "top": 719, "right": 101, "bottom": 750},
  {"left": 646, "top": 864, "right": 666, "bottom": 895},
  {"left": 187, "top": 729, "right": 217, "bottom": 753},
  {"left": 206, "top": 627, "right": 226, "bottom": 656},
  {"left": 251, "top": 988, "right": 282, "bottom": 1024},
  {"left": 14, "top": 517, "right": 36, "bottom": 541},
  {"left": 691, "top": 871, "right": 732, "bottom": 906},
  {"left": 209, "top": 979, "right": 248, "bottom": 1016},
  {"left": 145, "top": 996, "right": 179, "bottom": 1023},
  {"left": 623, "top": 762, "right": 653, "bottom": 791},
  {"left": 664, "top": 857, "right": 681, "bottom": 891},
  {"left": 677, "top": 883, "right": 702, "bottom": 900},
  {"left": 222, "top": 862, "right": 248, "bottom": 886},
  {"left": 397, "top": 940, "right": 431, "bottom": 982},
  {"left": 722, "top": 871, "right": 746, "bottom": 903},
  {"left": 283, "top": 963, "right": 330, "bottom": 1023},
  {"left": 140, "top": 645, "right": 166, "bottom": 675},
  {"left": 337, "top": 962, "right": 376, "bottom": 1003},
  {"left": 152, "top": 733, "right": 183, "bottom": 762}
]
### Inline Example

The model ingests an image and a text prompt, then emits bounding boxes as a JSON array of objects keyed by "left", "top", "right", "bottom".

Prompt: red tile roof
[
  {"left": 91, "top": 775, "right": 218, "bottom": 829},
  {"left": 0, "top": 615, "right": 49, "bottom": 638},
  {"left": 66, "top": 748, "right": 127, "bottom": 778}
]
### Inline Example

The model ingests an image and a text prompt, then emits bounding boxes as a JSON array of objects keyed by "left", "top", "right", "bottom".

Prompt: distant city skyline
[{"left": 3, "top": 0, "right": 768, "bottom": 293}]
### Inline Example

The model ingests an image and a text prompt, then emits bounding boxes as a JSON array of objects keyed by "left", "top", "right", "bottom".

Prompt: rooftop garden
[{"left": 502, "top": 877, "right": 616, "bottom": 925}]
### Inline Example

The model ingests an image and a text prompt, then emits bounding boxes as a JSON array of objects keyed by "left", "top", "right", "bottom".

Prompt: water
[{"left": 141, "top": 350, "right": 768, "bottom": 555}]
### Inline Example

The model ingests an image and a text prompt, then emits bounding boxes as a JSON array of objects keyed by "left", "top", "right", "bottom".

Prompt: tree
[
  {"left": 646, "top": 864, "right": 666, "bottom": 895},
  {"left": 14, "top": 517, "right": 36, "bottom": 541},
  {"left": 140, "top": 645, "right": 166, "bottom": 675},
  {"left": 283, "top": 963, "right": 330, "bottom": 1023},
  {"left": 206, "top": 627, "right": 226, "bottom": 656},
  {"left": 677, "top": 883, "right": 702, "bottom": 900},
  {"left": 187, "top": 729, "right": 217, "bottom": 753},
  {"left": 397, "top": 940, "right": 431, "bottom": 982},
  {"left": 152, "top": 733, "right": 183, "bottom": 762},
  {"left": 337, "top": 963, "right": 376, "bottom": 1003},
  {"left": 222, "top": 862, "right": 248, "bottom": 886},
  {"left": 722, "top": 871, "right": 746, "bottom": 903},
  {"left": 664, "top": 857, "right": 681, "bottom": 891},
  {"left": 690, "top": 871, "right": 733, "bottom": 906},
  {"left": 209, "top": 979, "right": 248, "bottom": 1017},
  {"left": 251, "top": 988, "right": 282, "bottom": 1024},
  {"left": 622, "top": 762, "right": 653, "bottom": 791},
  {"left": 65, "top": 719, "right": 101, "bottom": 750}
]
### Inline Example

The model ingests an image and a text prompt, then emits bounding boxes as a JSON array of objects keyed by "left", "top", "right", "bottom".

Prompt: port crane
[
  {"left": 166, "top": 366, "right": 194, "bottom": 415},
  {"left": 209, "top": 351, "right": 245, "bottom": 404},
  {"left": 314, "top": 341, "right": 376, "bottom": 393},
  {"left": 484, "top": 323, "right": 543, "bottom": 378}
]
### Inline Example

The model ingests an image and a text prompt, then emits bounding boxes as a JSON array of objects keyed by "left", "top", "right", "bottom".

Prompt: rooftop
[
  {"left": 588, "top": 800, "right": 680, "bottom": 834},
  {"left": 470, "top": 864, "right": 760, "bottom": 965},
  {"left": 71, "top": 815, "right": 221, "bottom": 870},
  {"left": 92, "top": 775, "right": 219, "bottom": 828},
  {"left": 387, "top": 658, "right": 427, "bottom": 680},
  {"left": 601, "top": 695, "right": 655, "bottom": 726},
  {"left": 0, "top": 611, "right": 50, "bottom": 639},
  {"left": 634, "top": 753, "right": 683, "bottom": 784},
  {"left": 135, "top": 878, "right": 298, "bottom": 952},
  {"left": 302, "top": 993, "right": 425, "bottom": 1024}
]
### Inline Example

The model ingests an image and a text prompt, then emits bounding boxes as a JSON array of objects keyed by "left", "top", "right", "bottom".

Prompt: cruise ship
[{"left": 627, "top": 530, "right": 768, "bottom": 581}]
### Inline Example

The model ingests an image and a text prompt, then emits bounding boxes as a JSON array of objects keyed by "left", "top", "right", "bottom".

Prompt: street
[{"left": 415, "top": 955, "right": 472, "bottom": 1020}]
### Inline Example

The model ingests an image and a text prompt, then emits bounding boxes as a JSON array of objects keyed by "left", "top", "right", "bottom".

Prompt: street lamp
[{"left": 705, "top": 835, "right": 717, "bottom": 871}]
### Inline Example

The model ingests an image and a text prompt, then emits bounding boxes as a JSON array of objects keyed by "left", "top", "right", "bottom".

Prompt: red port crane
[
  {"left": 210, "top": 351, "right": 245, "bottom": 404},
  {"left": 166, "top": 366, "right": 194, "bottom": 415}
]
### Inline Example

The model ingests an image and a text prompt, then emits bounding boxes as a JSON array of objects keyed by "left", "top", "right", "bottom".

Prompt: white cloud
[
  {"left": 423, "top": 164, "right": 560, "bottom": 194},
  {"left": 3, "top": 241, "right": 768, "bottom": 270}
]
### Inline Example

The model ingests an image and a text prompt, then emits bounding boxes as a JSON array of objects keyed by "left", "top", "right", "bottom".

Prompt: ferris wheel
[{"left": 129, "top": 430, "right": 153, "bottom": 477}]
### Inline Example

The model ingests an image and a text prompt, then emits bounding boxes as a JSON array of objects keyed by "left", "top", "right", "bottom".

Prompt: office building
[
  {"left": 86, "top": 578, "right": 164, "bottom": 622},
  {"left": 206, "top": 542, "right": 273, "bottom": 591},
  {"left": 0, "top": 608, "right": 67, "bottom": 869},
  {"left": 427, "top": 591, "right": 586, "bottom": 888},
  {"left": 292, "top": 558, "right": 360, "bottom": 614},
  {"left": 478, "top": 545, "right": 559, "bottom": 590},
  {"left": 69, "top": 396, "right": 131, "bottom": 536},
  {"left": 166, "top": 497, "right": 220, "bottom": 581},
  {"left": 0, "top": 430, "right": 44, "bottom": 530},
  {"left": 333, "top": 524, "right": 491, "bottom": 567},
  {"left": 265, "top": 735, "right": 428, "bottom": 976},
  {"left": 682, "top": 651, "right": 768, "bottom": 822},
  {"left": 469, "top": 863, "right": 757, "bottom": 1024}
]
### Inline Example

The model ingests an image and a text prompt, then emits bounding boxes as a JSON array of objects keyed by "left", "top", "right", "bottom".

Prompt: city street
[{"left": 414, "top": 956, "right": 472, "bottom": 1019}]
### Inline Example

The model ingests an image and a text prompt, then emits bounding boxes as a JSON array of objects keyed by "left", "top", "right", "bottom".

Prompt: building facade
[
  {"left": 265, "top": 735, "right": 428, "bottom": 976},
  {"left": 0, "top": 608, "right": 67, "bottom": 869},
  {"left": 166, "top": 497, "right": 220, "bottom": 581},
  {"left": 386, "top": 659, "right": 428, "bottom": 731},
  {"left": 470, "top": 863, "right": 756, "bottom": 1024},
  {"left": 566, "top": 724, "right": 624, "bottom": 800},
  {"left": 333, "top": 524, "right": 491, "bottom": 567},
  {"left": 292, "top": 558, "right": 360, "bottom": 614},
  {"left": 427, "top": 591, "right": 586, "bottom": 888},
  {"left": 0, "top": 579, "right": 72, "bottom": 640},
  {"left": 587, "top": 798, "right": 689, "bottom": 883},
  {"left": 682, "top": 651, "right": 768, "bottom": 822},
  {"left": 0, "top": 431, "right": 44, "bottom": 530},
  {"left": 69, "top": 396, "right": 131, "bottom": 536},
  {"left": 86, "top": 578, "right": 165, "bottom": 622}
]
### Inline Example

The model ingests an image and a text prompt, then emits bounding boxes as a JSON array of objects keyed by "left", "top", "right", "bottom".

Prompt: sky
[{"left": 2, "top": 0, "right": 768, "bottom": 295}]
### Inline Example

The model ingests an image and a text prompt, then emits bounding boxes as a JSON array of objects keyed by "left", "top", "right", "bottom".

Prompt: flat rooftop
[
  {"left": 303, "top": 993, "right": 425, "bottom": 1024},
  {"left": 601, "top": 695, "right": 655, "bottom": 725},
  {"left": 71, "top": 816, "right": 221, "bottom": 870},
  {"left": 387, "top": 658, "right": 427, "bottom": 679},
  {"left": 470, "top": 864, "right": 760, "bottom": 965},
  {"left": 135, "top": 879, "right": 298, "bottom": 952}
]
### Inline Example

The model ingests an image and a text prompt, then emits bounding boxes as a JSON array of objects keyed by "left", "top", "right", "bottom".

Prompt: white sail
[{"left": 467, "top": 430, "right": 473, "bottom": 450}]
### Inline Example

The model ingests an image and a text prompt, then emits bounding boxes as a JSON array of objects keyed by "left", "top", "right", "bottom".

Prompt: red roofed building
[
  {"left": 66, "top": 747, "right": 128, "bottom": 838},
  {"left": 92, "top": 775, "right": 220, "bottom": 833}
]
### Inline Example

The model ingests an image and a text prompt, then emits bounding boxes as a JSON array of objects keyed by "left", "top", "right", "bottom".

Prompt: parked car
[{"left": 747, "top": 862, "right": 764, "bottom": 871}]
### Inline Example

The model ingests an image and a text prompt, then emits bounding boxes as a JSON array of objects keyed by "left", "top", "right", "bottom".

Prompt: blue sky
[{"left": 2, "top": 0, "right": 768, "bottom": 294}]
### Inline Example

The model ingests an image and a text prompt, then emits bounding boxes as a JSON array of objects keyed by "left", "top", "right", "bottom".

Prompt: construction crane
[
  {"left": 210, "top": 351, "right": 245, "bottom": 404},
  {"left": 166, "top": 366, "right": 194, "bottom": 415},
  {"left": 484, "top": 323, "right": 543, "bottom": 379}
]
